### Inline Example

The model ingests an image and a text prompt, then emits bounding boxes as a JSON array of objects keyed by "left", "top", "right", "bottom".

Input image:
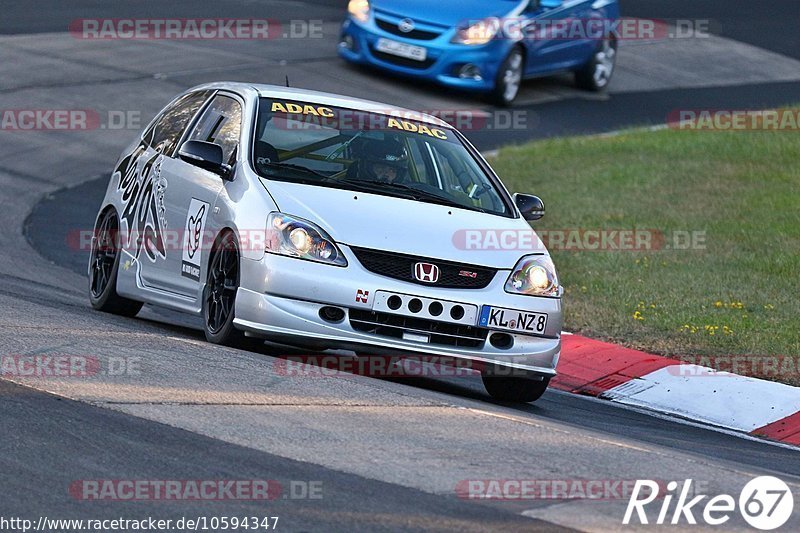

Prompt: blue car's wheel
[
  {"left": 490, "top": 47, "right": 524, "bottom": 107},
  {"left": 575, "top": 34, "right": 617, "bottom": 91}
]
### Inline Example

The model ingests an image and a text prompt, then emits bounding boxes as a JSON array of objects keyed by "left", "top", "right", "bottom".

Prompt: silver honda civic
[{"left": 89, "top": 82, "right": 562, "bottom": 402}]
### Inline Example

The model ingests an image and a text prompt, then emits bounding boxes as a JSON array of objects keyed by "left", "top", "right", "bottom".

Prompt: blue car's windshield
[{"left": 252, "top": 98, "right": 510, "bottom": 216}]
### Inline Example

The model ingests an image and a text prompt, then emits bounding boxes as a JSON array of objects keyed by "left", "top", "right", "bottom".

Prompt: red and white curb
[{"left": 552, "top": 333, "right": 800, "bottom": 446}]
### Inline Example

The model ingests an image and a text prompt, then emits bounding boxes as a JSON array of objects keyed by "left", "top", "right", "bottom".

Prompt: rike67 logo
[{"left": 624, "top": 477, "right": 794, "bottom": 530}]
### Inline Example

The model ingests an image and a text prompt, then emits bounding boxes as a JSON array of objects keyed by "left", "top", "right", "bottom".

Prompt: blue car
[{"left": 339, "top": 0, "right": 620, "bottom": 106}]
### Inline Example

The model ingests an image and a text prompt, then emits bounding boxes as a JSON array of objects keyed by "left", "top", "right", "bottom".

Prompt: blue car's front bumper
[{"left": 338, "top": 18, "right": 511, "bottom": 93}]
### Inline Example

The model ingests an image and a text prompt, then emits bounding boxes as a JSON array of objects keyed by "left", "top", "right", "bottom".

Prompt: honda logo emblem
[{"left": 414, "top": 262, "right": 440, "bottom": 283}]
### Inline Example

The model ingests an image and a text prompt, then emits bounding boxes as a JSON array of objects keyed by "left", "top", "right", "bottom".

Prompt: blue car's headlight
[
  {"left": 348, "top": 0, "right": 370, "bottom": 23},
  {"left": 505, "top": 255, "right": 561, "bottom": 297},
  {"left": 451, "top": 17, "right": 500, "bottom": 45},
  {"left": 266, "top": 212, "right": 347, "bottom": 266}
]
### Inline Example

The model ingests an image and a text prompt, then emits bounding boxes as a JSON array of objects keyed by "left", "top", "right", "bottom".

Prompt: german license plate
[
  {"left": 375, "top": 38, "right": 427, "bottom": 61},
  {"left": 479, "top": 306, "right": 548, "bottom": 335}
]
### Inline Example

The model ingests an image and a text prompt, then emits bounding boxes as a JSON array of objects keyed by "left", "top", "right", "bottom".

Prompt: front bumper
[
  {"left": 337, "top": 18, "right": 512, "bottom": 93},
  {"left": 233, "top": 245, "right": 562, "bottom": 377}
]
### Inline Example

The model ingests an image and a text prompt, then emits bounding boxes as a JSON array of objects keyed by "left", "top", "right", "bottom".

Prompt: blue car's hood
[{"left": 371, "top": 0, "right": 524, "bottom": 27}]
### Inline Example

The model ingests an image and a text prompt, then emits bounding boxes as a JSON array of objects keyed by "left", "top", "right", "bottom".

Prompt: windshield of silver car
[{"left": 251, "top": 98, "right": 510, "bottom": 216}]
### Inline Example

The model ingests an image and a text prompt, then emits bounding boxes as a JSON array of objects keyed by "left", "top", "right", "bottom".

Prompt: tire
[
  {"left": 489, "top": 47, "right": 524, "bottom": 107},
  {"left": 575, "top": 35, "right": 617, "bottom": 91},
  {"left": 482, "top": 374, "right": 550, "bottom": 403},
  {"left": 202, "top": 231, "right": 260, "bottom": 349},
  {"left": 88, "top": 208, "right": 143, "bottom": 317}
]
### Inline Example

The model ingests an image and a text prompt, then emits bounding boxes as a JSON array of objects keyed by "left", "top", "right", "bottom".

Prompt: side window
[
  {"left": 145, "top": 91, "right": 210, "bottom": 155},
  {"left": 187, "top": 95, "right": 242, "bottom": 165}
]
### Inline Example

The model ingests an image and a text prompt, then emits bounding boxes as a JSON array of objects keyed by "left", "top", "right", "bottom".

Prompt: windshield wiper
[
  {"left": 260, "top": 161, "right": 330, "bottom": 180},
  {"left": 334, "top": 179, "right": 483, "bottom": 212},
  {"left": 331, "top": 178, "right": 417, "bottom": 199},
  {"left": 380, "top": 182, "right": 487, "bottom": 212}
]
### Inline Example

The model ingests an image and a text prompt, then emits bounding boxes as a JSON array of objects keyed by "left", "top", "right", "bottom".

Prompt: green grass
[{"left": 490, "top": 124, "right": 800, "bottom": 383}]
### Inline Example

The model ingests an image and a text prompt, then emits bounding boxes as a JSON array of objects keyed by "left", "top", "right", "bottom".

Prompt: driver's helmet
[{"left": 357, "top": 138, "right": 409, "bottom": 182}]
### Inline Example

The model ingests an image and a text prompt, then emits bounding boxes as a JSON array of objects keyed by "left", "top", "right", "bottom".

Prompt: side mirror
[
  {"left": 514, "top": 193, "right": 545, "bottom": 221},
  {"left": 178, "top": 140, "right": 230, "bottom": 177}
]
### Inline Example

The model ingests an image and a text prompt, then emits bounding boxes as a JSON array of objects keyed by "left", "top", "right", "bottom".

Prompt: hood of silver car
[{"left": 262, "top": 179, "right": 547, "bottom": 269}]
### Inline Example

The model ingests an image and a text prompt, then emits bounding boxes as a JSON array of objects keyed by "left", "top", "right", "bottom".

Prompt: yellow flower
[{"left": 714, "top": 301, "right": 723, "bottom": 308}]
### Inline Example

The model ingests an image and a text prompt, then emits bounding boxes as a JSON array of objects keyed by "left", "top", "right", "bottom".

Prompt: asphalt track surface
[{"left": 3, "top": 1, "right": 800, "bottom": 531}]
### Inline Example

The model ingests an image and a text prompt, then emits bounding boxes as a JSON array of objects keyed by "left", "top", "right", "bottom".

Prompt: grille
[
  {"left": 349, "top": 309, "right": 488, "bottom": 348},
  {"left": 369, "top": 49, "right": 437, "bottom": 70},
  {"left": 351, "top": 247, "right": 496, "bottom": 289},
  {"left": 375, "top": 18, "right": 442, "bottom": 41}
]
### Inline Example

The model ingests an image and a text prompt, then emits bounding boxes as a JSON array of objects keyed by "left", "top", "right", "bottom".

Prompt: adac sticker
[
  {"left": 271, "top": 101, "right": 334, "bottom": 118},
  {"left": 181, "top": 198, "right": 210, "bottom": 281},
  {"left": 386, "top": 118, "right": 448, "bottom": 140}
]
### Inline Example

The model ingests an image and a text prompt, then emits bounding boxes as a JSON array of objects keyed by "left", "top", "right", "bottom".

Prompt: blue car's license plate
[{"left": 375, "top": 38, "right": 427, "bottom": 61}]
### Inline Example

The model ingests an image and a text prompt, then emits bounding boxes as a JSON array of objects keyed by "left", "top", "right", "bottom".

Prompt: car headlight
[
  {"left": 348, "top": 0, "right": 370, "bottom": 23},
  {"left": 505, "top": 255, "right": 561, "bottom": 297},
  {"left": 266, "top": 212, "right": 347, "bottom": 266},
  {"left": 451, "top": 17, "right": 500, "bottom": 45}
]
